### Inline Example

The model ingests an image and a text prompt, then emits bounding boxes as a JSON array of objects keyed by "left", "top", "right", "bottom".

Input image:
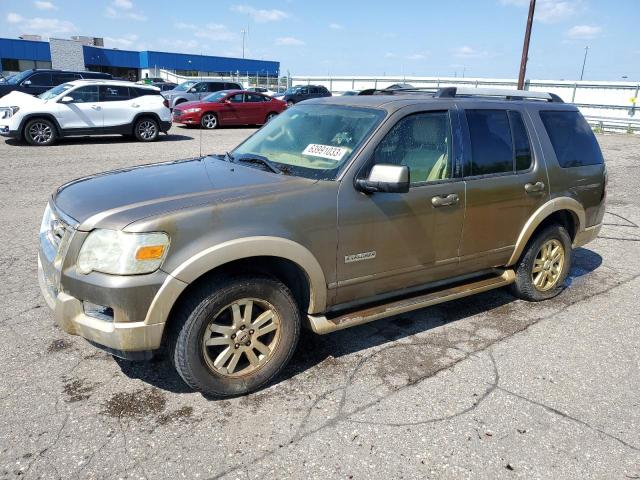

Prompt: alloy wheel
[
  {"left": 531, "top": 238, "right": 565, "bottom": 291},
  {"left": 201, "top": 298, "right": 281, "bottom": 377},
  {"left": 137, "top": 120, "right": 157, "bottom": 140},
  {"left": 202, "top": 114, "right": 217, "bottom": 129},
  {"left": 29, "top": 122, "right": 53, "bottom": 144}
]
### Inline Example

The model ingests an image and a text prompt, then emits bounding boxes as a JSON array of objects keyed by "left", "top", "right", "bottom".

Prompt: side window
[
  {"left": 310, "top": 87, "right": 319, "bottom": 94},
  {"left": 539, "top": 111, "right": 603, "bottom": 168},
  {"left": 204, "top": 82, "right": 221, "bottom": 92},
  {"left": 225, "top": 83, "right": 241, "bottom": 90},
  {"left": 244, "top": 93, "right": 264, "bottom": 103},
  {"left": 229, "top": 93, "right": 244, "bottom": 103},
  {"left": 192, "top": 82, "right": 207, "bottom": 93},
  {"left": 509, "top": 111, "right": 533, "bottom": 171},
  {"left": 466, "top": 110, "right": 513, "bottom": 176},
  {"left": 100, "top": 85, "right": 131, "bottom": 101},
  {"left": 69, "top": 86, "right": 99, "bottom": 103},
  {"left": 372, "top": 111, "right": 452, "bottom": 184},
  {"left": 52, "top": 73, "right": 80, "bottom": 85},
  {"left": 299, "top": 87, "right": 309, "bottom": 95},
  {"left": 26, "top": 73, "right": 52, "bottom": 87}
]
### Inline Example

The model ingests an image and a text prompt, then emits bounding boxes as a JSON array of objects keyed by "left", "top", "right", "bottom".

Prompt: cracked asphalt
[{"left": 1, "top": 127, "right": 639, "bottom": 479}]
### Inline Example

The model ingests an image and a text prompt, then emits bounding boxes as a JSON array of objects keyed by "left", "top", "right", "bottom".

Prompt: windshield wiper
[{"left": 235, "top": 153, "right": 282, "bottom": 174}]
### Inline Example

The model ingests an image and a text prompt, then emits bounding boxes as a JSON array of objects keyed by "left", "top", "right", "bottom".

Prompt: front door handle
[
  {"left": 524, "top": 181, "right": 545, "bottom": 193},
  {"left": 131, "top": 103, "right": 140, "bottom": 108},
  {"left": 432, "top": 193, "right": 459, "bottom": 207},
  {"left": 91, "top": 105, "right": 101, "bottom": 110}
]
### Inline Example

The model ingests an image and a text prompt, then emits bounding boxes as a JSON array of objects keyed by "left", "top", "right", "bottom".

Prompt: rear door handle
[
  {"left": 91, "top": 105, "right": 101, "bottom": 110},
  {"left": 131, "top": 103, "right": 140, "bottom": 108},
  {"left": 432, "top": 193, "right": 459, "bottom": 207},
  {"left": 524, "top": 181, "right": 545, "bottom": 193}
]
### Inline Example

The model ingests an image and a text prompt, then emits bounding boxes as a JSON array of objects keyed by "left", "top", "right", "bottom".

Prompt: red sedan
[{"left": 172, "top": 90, "right": 287, "bottom": 129}]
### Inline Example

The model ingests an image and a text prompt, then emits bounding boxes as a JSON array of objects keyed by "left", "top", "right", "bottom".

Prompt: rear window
[{"left": 539, "top": 111, "right": 603, "bottom": 168}]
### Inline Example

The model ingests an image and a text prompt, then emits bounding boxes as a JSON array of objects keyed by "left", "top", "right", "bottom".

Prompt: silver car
[{"left": 163, "top": 80, "right": 242, "bottom": 109}]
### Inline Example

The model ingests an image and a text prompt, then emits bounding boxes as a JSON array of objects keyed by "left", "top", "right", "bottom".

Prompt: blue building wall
[{"left": 1, "top": 38, "right": 279, "bottom": 75}]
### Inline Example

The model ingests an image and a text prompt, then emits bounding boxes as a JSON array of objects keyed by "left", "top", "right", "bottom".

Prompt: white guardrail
[{"left": 291, "top": 75, "right": 640, "bottom": 133}]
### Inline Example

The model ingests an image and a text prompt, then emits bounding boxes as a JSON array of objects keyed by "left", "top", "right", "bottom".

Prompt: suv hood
[
  {"left": 0, "top": 91, "right": 44, "bottom": 107},
  {"left": 53, "top": 157, "right": 316, "bottom": 231}
]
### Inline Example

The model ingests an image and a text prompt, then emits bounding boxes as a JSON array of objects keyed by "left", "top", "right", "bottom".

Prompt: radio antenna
[{"left": 199, "top": 49, "right": 203, "bottom": 158}]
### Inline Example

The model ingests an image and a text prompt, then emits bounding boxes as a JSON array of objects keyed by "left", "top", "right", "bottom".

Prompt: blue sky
[{"left": 1, "top": 0, "right": 637, "bottom": 80}]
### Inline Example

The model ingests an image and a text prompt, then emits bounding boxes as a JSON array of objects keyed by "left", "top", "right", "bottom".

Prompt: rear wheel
[
  {"left": 511, "top": 224, "right": 572, "bottom": 301},
  {"left": 201, "top": 113, "right": 218, "bottom": 129},
  {"left": 286, "top": 100, "right": 294, "bottom": 107},
  {"left": 169, "top": 275, "right": 301, "bottom": 397},
  {"left": 265, "top": 112, "right": 278, "bottom": 123},
  {"left": 24, "top": 118, "right": 57, "bottom": 146},
  {"left": 134, "top": 117, "right": 159, "bottom": 142}
]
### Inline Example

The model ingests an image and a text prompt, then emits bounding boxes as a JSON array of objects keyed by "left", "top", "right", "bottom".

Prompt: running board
[{"left": 308, "top": 269, "right": 516, "bottom": 335}]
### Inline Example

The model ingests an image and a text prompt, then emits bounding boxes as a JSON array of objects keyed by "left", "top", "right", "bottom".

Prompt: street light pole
[
  {"left": 241, "top": 29, "right": 246, "bottom": 59},
  {"left": 580, "top": 46, "right": 589, "bottom": 81},
  {"left": 517, "top": 0, "right": 536, "bottom": 90}
]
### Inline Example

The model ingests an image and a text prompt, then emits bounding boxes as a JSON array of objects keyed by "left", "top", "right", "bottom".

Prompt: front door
[
  {"left": 336, "top": 109, "right": 466, "bottom": 306},
  {"left": 458, "top": 107, "right": 548, "bottom": 271},
  {"left": 55, "top": 85, "right": 103, "bottom": 130},
  {"left": 218, "top": 93, "right": 244, "bottom": 124}
]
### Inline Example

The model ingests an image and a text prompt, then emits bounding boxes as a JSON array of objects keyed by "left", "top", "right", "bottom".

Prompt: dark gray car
[{"left": 163, "top": 80, "right": 243, "bottom": 109}]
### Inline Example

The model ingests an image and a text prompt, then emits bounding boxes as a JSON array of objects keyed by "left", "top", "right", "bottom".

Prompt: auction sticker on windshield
[{"left": 302, "top": 144, "right": 348, "bottom": 162}]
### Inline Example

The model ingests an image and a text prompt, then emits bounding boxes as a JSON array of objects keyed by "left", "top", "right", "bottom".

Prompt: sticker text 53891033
[{"left": 302, "top": 144, "right": 348, "bottom": 162}]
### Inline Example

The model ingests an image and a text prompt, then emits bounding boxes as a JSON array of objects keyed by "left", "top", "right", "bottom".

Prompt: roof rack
[
  {"left": 435, "top": 87, "right": 563, "bottom": 102},
  {"left": 358, "top": 86, "right": 564, "bottom": 103}
]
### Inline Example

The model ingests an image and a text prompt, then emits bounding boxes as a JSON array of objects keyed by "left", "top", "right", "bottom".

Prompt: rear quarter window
[{"left": 540, "top": 110, "right": 603, "bottom": 168}]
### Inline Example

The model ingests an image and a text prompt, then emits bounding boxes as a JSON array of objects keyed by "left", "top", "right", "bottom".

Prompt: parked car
[
  {"left": 247, "top": 86, "right": 276, "bottom": 97},
  {"left": 163, "top": 80, "right": 243, "bottom": 109},
  {"left": 341, "top": 90, "right": 360, "bottom": 96},
  {"left": 277, "top": 84, "right": 331, "bottom": 106},
  {"left": 172, "top": 90, "right": 287, "bottom": 129},
  {"left": 0, "top": 79, "right": 170, "bottom": 145},
  {"left": 38, "top": 87, "right": 605, "bottom": 397},
  {"left": 153, "top": 82, "right": 178, "bottom": 92},
  {"left": 0, "top": 69, "right": 112, "bottom": 98}
]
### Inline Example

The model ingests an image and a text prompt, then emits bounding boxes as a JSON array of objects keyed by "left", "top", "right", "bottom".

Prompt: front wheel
[
  {"left": 24, "top": 118, "right": 57, "bottom": 146},
  {"left": 169, "top": 276, "right": 301, "bottom": 397},
  {"left": 201, "top": 113, "right": 218, "bottom": 129},
  {"left": 511, "top": 224, "right": 572, "bottom": 301},
  {"left": 286, "top": 100, "right": 294, "bottom": 107},
  {"left": 134, "top": 117, "right": 159, "bottom": 142}
]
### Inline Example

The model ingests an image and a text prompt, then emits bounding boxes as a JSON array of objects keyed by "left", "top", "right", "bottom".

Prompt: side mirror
[
  {"left": 22, "top": 80, "right": 32, "bottom": 86},
  {"left": 223, "top": 99, "right": 231, "bottom": 104},
  {"left": 60, "top": 96, "right": 74, "bottom": 103},
  {"left": 187, "top": 87, "right": 196, "bottom": 93},
  {"left": 355, "top": 164, "right": 410, "bottom": 194}
]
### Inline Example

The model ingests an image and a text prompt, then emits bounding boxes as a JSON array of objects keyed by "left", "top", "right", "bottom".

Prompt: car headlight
[
  {"left": 77, "top": 229, "right": 169, "bottom": 275},
  {"left": 1, "top": 106, "right": 19, "bottom": 119},
  {"left": 184, "top": 107, "right": 201, "bottom": 113}
]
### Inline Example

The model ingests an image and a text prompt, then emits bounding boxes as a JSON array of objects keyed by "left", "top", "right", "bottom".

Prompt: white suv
[{"left": 0, "top": 79, "right": 171, "bottom": 146}]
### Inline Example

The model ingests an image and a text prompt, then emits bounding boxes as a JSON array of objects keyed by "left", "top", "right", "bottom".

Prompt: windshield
[
  {"left": 232, "top": 104, "right": 386, "bottom": 180},
  {"left": 6, "top": 70, "right": 33, "bottom": 85},
  {"left": 204, "top": 91, "right": 229, "bottom": 102},
  {"left": 38, "top": 83, "right": 74, "bottom": 100},
  {"left": 173, "top": 80, "right": 198, "bottom": 92}
]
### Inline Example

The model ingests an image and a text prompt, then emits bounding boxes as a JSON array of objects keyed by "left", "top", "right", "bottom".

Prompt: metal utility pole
[
  {"left": 580, "top": 46, "right": 589, "bottom": 81},
  {"left": 517, "top": 0, "right": 536, "bottom": 90},
  {"left": 241, "top": 29, "right": 246, "bottom": 59}
]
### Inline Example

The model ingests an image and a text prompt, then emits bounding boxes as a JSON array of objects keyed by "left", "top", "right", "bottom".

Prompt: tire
[
  {"left": 511, "top": 224, "right": 572, "bottom": 302},
  {"left": 169, "top": 275, "right": 301, "bottom": 398},
  {"left": 24, "top": 118, "right": 57, "bottom": 146},
  {"left": 134, "top": 117, "right": 159, "bottom": 142},
  {"left": 201, "top": 113, "right": 218, "bottom": 129},
  {"left": 265, "top": 112, "right": 278, "bottom": 123},
  {"left": 286, "top": 100, "right": 295, "bottom": 107}
]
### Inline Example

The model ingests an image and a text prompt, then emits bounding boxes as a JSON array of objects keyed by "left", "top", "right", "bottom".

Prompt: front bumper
[
  {"left": 172, "top": 111, "right": 200, "bottom": 125},
  {"left": 0, "top": 125, "right": 19, "bottom": 138},
  {"left": 160, "top": 120, "right": 172, "bottom": 133},
  {"left": 573, "top": 222, "right": 602, "bottom": 248}
]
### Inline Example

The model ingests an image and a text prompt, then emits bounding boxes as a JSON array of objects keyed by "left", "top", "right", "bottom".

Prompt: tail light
[{"left": 163, "top": 99, "right": 169, "bottom": 108}]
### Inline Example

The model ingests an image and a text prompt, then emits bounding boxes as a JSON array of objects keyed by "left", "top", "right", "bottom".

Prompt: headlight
[
  {"left": 77, "top": 229, "right": 169, "bottom": 275},
  {"left": 184, "top": 107, "right": 201, "bottom": 113},
  {"left": 40, "top": 203, "right": 53, "bottom": 234},
  {"left": 1, "top": 106, "right": 18, "bottom": 120}
]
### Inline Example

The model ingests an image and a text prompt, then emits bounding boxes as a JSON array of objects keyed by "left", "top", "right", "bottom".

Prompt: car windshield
[
  {"left": 6, "top": 70, "right": 33, "bottom": 85},
  {"left": 38, "top": 83, "right": 74, "bottom": 100},
  {"left": 204, "top": 91, "right": 229, "bottom": 102},
  {"left": 231, "top": 104, "right": 386, "bottom": 180},
  {"left": 173, "top": 80, "right": 198, "bottom": 92}
]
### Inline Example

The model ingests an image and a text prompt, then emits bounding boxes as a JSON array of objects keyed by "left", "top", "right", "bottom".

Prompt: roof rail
[{"left": 434, "top": 87, "right": 563, "bottom": 103}]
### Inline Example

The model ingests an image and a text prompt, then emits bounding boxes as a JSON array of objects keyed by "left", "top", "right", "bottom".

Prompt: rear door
[
  {"left": 243, "top": 93, "right": 267, "bottom": 123},
  {"left": 55, "top": 85, "right": 103, "bottom": 130},
  {"left": 458, "top": 106, "right": 548, "bottom": 271},
  {"left": 99, "top": 85, "right": 134, "bottom": 127}
]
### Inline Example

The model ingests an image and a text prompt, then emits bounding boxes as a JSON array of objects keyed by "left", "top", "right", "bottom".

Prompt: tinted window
[
  {"left": 193, "top": 82, "right": 208, "bottom": 93},
  {"left": 229, "top": 93, "right": 243, "bottom": 103},
  {"left": 70, "top": 86, "right": 99, "bottom": 103},
  {"left": 27, "top": 73, "right": 52, "bottom": 86},
  {"left": 132, "top": 87, "right": 158, "bottom": 98},
  {"left": 299, "top": 87, "right": 308, "bottom": 95},
  {"left": 373, "top": 111, "right": 452, "bottom": 184},
  {"left": 100, "top": 85, "right": 131, "bottom": 101},
  {"left": 225, "top": 83, "right": 242, "bottom": 90},
  {"left": 310, "top": 87, "right": 319, "bottom": 94},
  {"left": 52, "top": 73, "right": 80, "bottom": 84},
  {"left": 207, "top": 82, "right": 224, "bottom": 92},
  {"left": 245, "top": 93, "right": 265, "bottom": 103},
  {"left": 466, "top": 110, "right": 513, "bottom": 175},
  {"left": 509, "top": 111, "right": 533, "bottom": 171},
  {"left": 540, "top": 111, "right": 603, "bottom": 168}
]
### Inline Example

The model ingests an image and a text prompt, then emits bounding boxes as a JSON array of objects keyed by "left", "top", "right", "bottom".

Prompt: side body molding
[
  {"left": 144, "top": 236, "right": 328, "bottom": 326},
  {"left": 506, "top": 197, "right": 586, "bottom": 267}
]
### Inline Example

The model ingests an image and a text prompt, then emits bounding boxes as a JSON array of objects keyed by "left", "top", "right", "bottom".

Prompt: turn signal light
[{"left": 135, "top": 245, "right": 166, "bottom": 261}]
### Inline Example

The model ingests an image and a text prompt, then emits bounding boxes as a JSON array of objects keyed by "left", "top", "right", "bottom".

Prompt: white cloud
[
  {"left": 194, "top": 24, "right": 237, "bottom": 41},
  {"left": 566, "top": 24, "right": 602, "bottom": 39},
  {"left": 231, "top": 5, "right": 289, "bottom": 22},
  {"left": 105, "top": 0, "right": 146, "bottom": 21},
  {"left": 275, "top": 36, "right": 305, "bottom": 46},
  {"left": 34, "top": 1, "right": 56, "bottom": 10},
  {"left": 113, "top": 0, "right": 133, "bottom": 9},
  {"left": 329, "top": 23, "right": 343, "bottom": 30},
  {"left": 104, "top": 33, "right": 139, "bottom": 49},
  {"left": 6, "top": 12, "right": 76, "bottom": 37},
  {"left": 175, "top": 22, "right": 197, "bottom": 30},
  {"left": 499, "top": 0, "right": 581, "bottom": 23},
  {"left": 453, "top": 45, "right": 490, "bottom": 58}
]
